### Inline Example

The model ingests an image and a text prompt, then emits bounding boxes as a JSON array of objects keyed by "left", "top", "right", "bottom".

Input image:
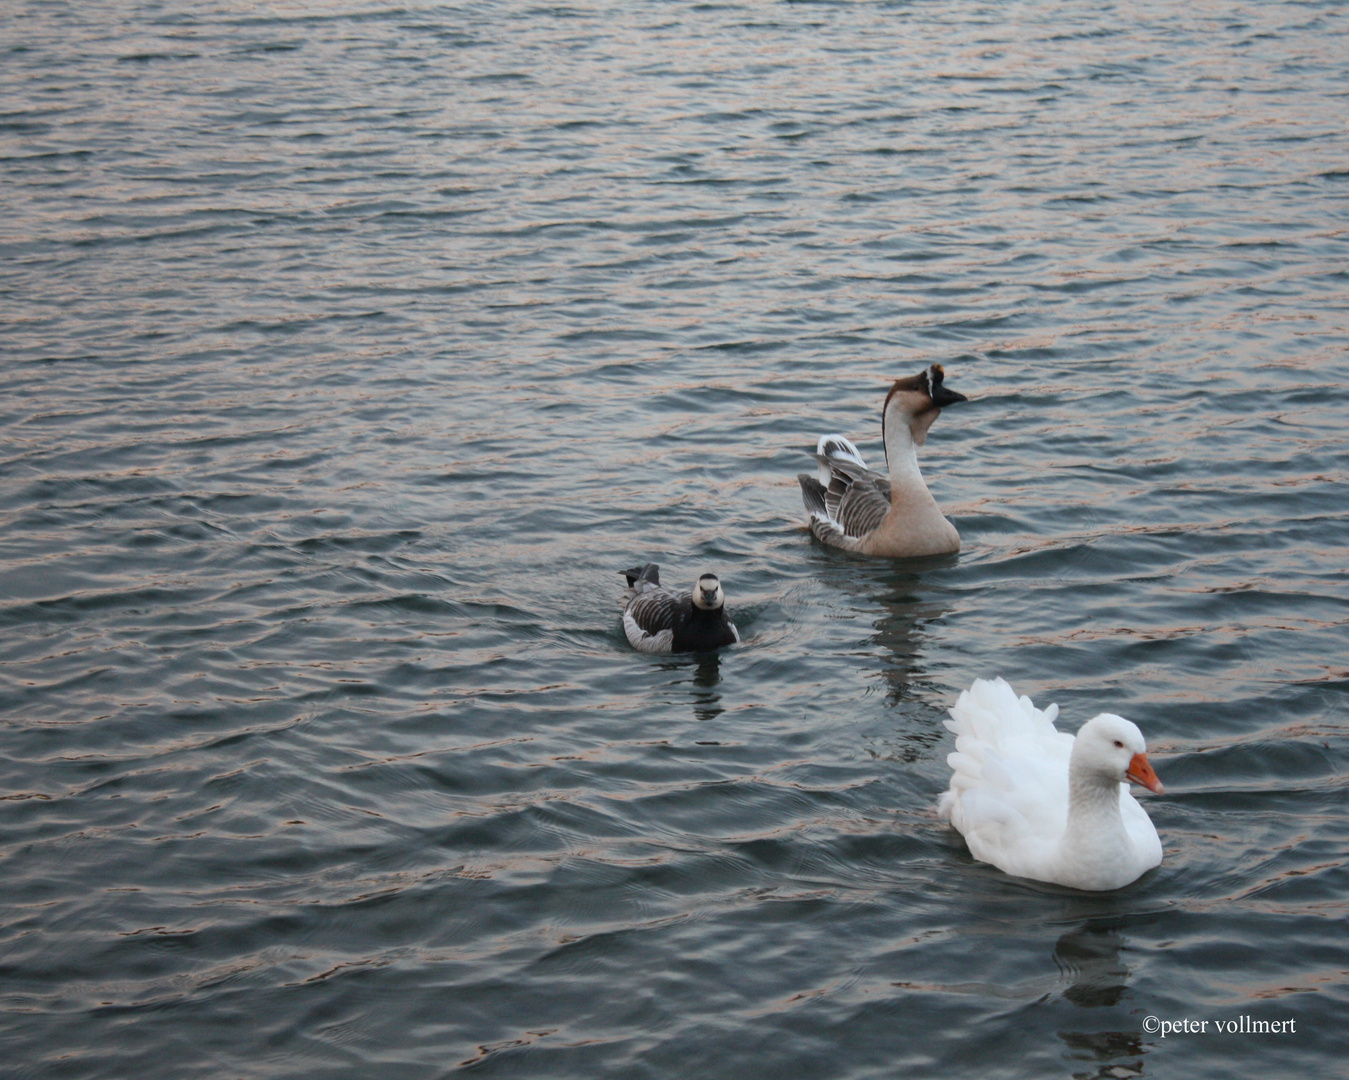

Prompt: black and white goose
[
  {"left": 619, "top": 564, "right": 740, "bottom": 654},
  {"left": 798, "top": 363, "right": 968, "bottom": 557}
]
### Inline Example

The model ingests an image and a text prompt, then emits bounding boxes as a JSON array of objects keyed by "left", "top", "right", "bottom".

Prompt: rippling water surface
[{"left": 3, "top": 1, "right": 1348, "bottom": 1076}]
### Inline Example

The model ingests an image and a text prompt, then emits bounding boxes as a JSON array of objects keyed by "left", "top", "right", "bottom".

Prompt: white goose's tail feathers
[
  {"left": 944, "top": 677, "right": 1060, "bottom": 743},
  {"left": 938, "top": 677, "right": 1066, "bottom": 821}
]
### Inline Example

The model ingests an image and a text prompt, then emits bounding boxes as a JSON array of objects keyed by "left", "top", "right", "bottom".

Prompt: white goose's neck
[{"left": 1057, "top": 765, "right": 1131, "bottom": 883}]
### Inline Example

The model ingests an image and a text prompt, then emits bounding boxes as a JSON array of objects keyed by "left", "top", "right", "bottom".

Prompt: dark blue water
[{"left": 3, "top": 1, "right": 1347, "bottom": 1076}]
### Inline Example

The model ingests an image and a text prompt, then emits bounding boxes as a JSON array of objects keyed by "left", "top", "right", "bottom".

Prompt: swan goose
[{"left": 799, "top": 364, "right": 967, "bottom": 557}]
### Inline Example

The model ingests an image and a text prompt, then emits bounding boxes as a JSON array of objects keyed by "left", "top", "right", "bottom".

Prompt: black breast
[{"left": 670, "top": 605, "right": 737, "bottom": 652}]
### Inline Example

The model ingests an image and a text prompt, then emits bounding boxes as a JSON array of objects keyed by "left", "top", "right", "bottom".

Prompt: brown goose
[{"left": 798, "top": 364, "right": 967, "bottom": 557}]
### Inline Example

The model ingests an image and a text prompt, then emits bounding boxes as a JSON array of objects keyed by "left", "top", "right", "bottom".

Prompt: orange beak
[{"left": 1126, "top": 752, "right": 1164, "bottom": 794}]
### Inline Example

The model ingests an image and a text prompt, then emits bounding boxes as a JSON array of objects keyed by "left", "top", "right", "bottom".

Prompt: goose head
[
  {"left": 692, "top": 573, "right": 726, "bottom": 611},
  {"left": 882, "top": 363, "right": 968, "bottom": 450},
  {"left": 1072, "top": 713, "right": 1164, "bottom": 794}
]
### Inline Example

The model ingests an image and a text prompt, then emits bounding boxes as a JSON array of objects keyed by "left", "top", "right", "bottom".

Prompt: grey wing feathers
[
  {"left": 801, "top": 451, "right": 892, "bottom": 541},
  {"left": 622, "top": 587, "right": 688, "bottom": 653},
  {"left": 799, "top": 474, "right": 849, "bottom": 548},
  {"left": 828, "top": 467, "right": 890, "bottom": 538},
  {"left": 626, "top": 589, "right": 685, "bottom": 634},
  {"left": 799, "top": 473, "right": 828, "bottom": 518},
  {"left": 624, "top": 618, "right": 674, "bottom": 653}
]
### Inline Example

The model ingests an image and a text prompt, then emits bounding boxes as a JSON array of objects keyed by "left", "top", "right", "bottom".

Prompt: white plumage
[{"left": 938, "top": 678, "right": 1164, "bottom": 891}]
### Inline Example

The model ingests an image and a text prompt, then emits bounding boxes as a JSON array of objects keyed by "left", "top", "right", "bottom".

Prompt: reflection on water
[
  {"left": 821, "top": 559, "right": 957, "bottom": 699},
  {"left": 658, "top": 652, "right": 723, "bottom": 721},
  {"left": 871, "top": 585, "right": 954, "bottom": 708},
  {"left": 1055, "top": 922, "right": 1131, "bottom": 1009},
  {"left": 1055, "top": 922, "right": 1148, "bottom": 1078},
  {"left": 1058, "top": 1031, "right": 1148, "bottom": 1080},
  {"left": 821, "top": 559, "right": 956, "bottom": 760},
  {"left": 689, "top": 652, "right": 724, "bottom": 722}
]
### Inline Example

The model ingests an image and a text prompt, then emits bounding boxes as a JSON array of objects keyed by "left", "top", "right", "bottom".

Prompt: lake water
[{"left": 2, "top": 1, "right": 1347, "bottom": 1076}]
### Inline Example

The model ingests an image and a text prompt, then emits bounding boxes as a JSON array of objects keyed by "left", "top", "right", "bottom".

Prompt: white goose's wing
[{"left": 938, "top": 678, "right": 1075, "bottom": 880}]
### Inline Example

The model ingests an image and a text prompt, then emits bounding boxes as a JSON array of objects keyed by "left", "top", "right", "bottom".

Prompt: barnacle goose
[{"left": 619, "top": 564, "right": 739, "bottom": 654}]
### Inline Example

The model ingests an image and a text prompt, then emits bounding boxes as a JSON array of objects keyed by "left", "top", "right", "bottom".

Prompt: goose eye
[{"left": 1113, "top": 740, "right": 1123, "bottom": 748}]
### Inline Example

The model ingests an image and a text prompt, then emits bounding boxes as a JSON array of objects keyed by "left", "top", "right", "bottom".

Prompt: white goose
[
  {"left": 798, "top": 363, "right": 967, "bottom": 558},
  {"left": 937, "top": 678, "right": 1164, "bottom": 891}
]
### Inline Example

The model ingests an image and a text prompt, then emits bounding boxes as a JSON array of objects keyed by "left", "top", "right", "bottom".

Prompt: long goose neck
[{"left": 883, "top": 415, "right": 928, "bottom": 495}]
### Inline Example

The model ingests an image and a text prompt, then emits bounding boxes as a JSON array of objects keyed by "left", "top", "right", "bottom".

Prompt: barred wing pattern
[
  {"left": 622, "top": 587, "right": 691, "bottom": 654},
  {"left": 821, "top": 457, "right": 891, "bottom": 538},
  {"left": 798, "top": 434, "right": 891, "bottom": 547}
]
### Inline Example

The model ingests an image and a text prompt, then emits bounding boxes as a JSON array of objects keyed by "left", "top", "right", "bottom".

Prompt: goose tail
[
  {"left": 621, "top": 563, "right": 660, "bottom": 589},
  {"left": 798, "top": 474, "right": 828, "bottom": 518},
  {"left": 620, "top": 563, "right": 662, "bottom": 611}
]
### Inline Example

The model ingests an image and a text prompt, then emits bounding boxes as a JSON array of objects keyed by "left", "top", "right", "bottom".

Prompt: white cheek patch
[{"left": 694, "top": 577, "right": 723, "bottom": 610}]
